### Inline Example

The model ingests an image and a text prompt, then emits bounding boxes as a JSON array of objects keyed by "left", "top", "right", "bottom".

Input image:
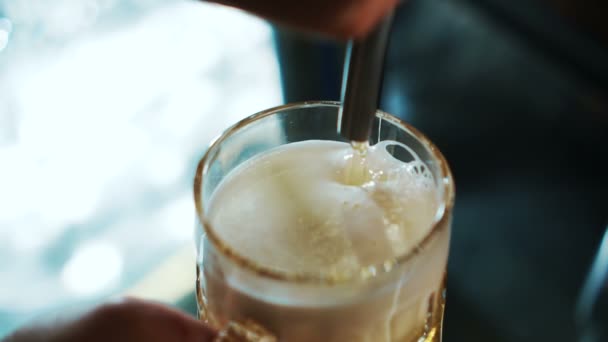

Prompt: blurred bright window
[{"left": 0, "top": 0, "right": 281, "bottom": 335}]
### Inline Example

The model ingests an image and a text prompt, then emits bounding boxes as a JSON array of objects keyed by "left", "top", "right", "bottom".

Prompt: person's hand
[
  {"left": 2, "top": 298, "right": 216, "bottom": 342},
  {"left": 209, "top": 0, "right": 400, "bottom": 39}
]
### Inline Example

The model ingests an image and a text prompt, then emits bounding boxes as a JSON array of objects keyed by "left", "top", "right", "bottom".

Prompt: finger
[
  {"left": 208, "top": 0, "right": 400, "bottom": 39},
  {"left": 330, "top": 0, "right": 400, "bottom": 38},
  {"left": 58, "top": 298, "right": 216, "bottom": 342}
]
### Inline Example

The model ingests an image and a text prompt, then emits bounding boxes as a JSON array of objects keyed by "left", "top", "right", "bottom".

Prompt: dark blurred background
[{"left": 273, "top": 0, "right": 608, "bottom": 341}]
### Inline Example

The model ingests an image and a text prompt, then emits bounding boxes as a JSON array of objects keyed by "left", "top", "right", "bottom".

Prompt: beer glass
[{"left": 193, "top": 101, "right": 455, "bottom": 341}]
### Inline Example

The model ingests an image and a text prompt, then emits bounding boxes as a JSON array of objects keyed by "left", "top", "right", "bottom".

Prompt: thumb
[{"left": 4, "top": 298, "right": 217, "bottom": 342}]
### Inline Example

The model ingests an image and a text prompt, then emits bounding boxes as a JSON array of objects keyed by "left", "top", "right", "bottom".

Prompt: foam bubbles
[{"left": 208, "top": 140, "right": 439, "bottom": 277}]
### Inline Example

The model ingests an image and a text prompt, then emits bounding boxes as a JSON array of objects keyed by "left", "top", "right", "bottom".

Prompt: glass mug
[{"left": 194, "top": 102, "right": 455, "bottom": 341}]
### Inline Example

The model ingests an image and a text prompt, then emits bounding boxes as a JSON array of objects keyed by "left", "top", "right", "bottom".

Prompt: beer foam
[{"left": 208, "top": 140, "right": 439, "bottom": 276}]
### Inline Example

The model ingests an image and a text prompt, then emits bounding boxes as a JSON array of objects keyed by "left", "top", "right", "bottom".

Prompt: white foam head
[{"left": 208, "top": 140, "right": 439, "bottom": 277}]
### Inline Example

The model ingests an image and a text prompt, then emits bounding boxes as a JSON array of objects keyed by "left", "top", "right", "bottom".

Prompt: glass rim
[{"left": 194, "top": 101, "right": 455, "bottom": 285}]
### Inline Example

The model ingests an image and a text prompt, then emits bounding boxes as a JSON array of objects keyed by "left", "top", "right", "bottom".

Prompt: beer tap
[{"left": 338, "top": 13, "right": 394, "bottom": 143}]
